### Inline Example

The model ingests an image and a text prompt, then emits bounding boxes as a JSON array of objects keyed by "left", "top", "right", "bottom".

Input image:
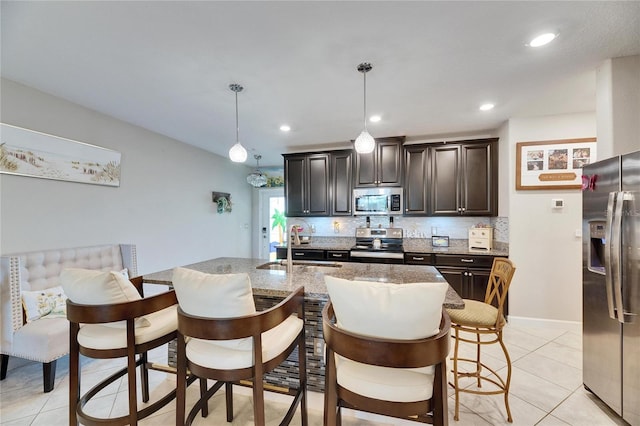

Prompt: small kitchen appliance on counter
[
  {"left": 350, "top": 227, "right": 404, "bottom": 264},
  {"left": 469, "top": 227, "right": 493, "bottom": 250}
]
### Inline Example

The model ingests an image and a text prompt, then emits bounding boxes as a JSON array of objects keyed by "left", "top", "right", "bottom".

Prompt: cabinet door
[
  {"left": 404, "top": 145, "right": 429, "bottom": 215},
  {"left": 355, "top": 137, "right": 404, "bottom": 187},
  {"left": 430, "top": 145, "right": 461, "bottom": 215},
  {"left": 437, "top": 267, "right": 467, "bottom": 299},
  {"left": 461, "top": 142, "right": 496, "bottom": 216},
  {"left": 331, "top": 151, "right": 353, "bottom": 216},
  {"left": 377, "top": 138, "right": 403, "bottom": 186},
  {"left": 284, "top": 155, "right": 307, "bottom": 216},
  {"left": 468, "top": 268, "right": 508, "bottom": 315},
  {"left": 307, "top": 154, "right": 330, "bottom": 215}
]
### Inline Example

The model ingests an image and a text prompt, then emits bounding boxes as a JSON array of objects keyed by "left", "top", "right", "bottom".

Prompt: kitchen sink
[{"left": 256, "top": 260, "right": 342, "bottom": 272}]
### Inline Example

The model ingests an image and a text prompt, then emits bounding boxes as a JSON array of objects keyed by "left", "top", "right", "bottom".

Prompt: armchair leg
[
  {"left": 43, "top": 360, "right": 57, "bottom": 393},
  {"left": 1, "top": 354, "right": 8, "bottom": 380},
  {"left": 140, "top": 352, "right": 149, "bottom": 402},
  {"left": 225, "top": 382, "right": 233, "bottom": 422}
]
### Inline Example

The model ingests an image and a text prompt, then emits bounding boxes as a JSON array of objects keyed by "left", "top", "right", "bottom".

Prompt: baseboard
[{"left": 507, "top": 316, "right": 582, "bottom": 334}]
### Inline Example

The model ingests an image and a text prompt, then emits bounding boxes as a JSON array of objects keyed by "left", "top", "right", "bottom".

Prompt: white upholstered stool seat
[
  {"left": 336, "top": 356, "right": 436, "bottom": 403},
  {"left": 77, "top": 305, "right": 177, "bottom": 350},
  {"left": 186, "top": 315, "right": 303, "bottom": 370}
]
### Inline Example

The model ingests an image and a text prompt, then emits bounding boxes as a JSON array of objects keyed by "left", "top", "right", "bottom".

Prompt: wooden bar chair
[
  {"left": 63, "top": 269, "right": 179, "bottom": 426},
  {"left": 172, "top": 267, "right": 308, "bottom": 426},
  {"left": 322, "top": 276, "right": 451, "bottom": 426},
  {"left": 446, "top": 257, "right": 516, "bottom": 423}
]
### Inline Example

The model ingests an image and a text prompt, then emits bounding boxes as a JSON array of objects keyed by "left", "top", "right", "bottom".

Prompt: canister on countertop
[{"left": 469, "top": 227, "right": 493, "bottom": 250}]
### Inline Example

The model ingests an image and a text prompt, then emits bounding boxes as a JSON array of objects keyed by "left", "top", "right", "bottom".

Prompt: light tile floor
[{"left": 0, "top": 322, "right": 627, "bottom": 425}]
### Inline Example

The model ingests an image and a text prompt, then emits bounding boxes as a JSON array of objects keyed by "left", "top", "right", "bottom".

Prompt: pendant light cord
[
  {"left": 235, "top": 90, "right": 240, "bottom": 144},
  {"left": 363, "top": 71, "right": 367, "bottom": 132}
]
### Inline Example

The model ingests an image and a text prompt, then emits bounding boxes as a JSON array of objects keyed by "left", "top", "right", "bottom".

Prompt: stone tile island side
[{"left": 143, "top": 257, "right": 463, "bottom": 393}]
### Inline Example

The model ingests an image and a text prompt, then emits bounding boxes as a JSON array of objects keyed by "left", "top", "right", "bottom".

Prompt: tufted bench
[{"left": 0, "top": 244, "right": 137, "bottom": 392}]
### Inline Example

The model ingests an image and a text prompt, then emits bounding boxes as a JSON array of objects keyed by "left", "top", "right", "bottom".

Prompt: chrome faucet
[{"left": 287, "top": 225, "right": 300, "bottom": 274}]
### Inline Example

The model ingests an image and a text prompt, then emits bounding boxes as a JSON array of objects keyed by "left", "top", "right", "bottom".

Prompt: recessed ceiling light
[
  {"left": 280, "top": 125, "right": 291, "bottom": 132},
  {"left": 529, "top": 33, "right": 557, "bottom": 47},
  {"left": 479, "top": 103, "right": 495, "bottom": 111},
  {"left": 369, "top": 115, "right": 381, "bottom": 123}
]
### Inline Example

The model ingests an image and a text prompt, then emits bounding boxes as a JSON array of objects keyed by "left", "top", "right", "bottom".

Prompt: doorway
[{"left": 258, "top": 188, "right": 285, "bottom": 260}]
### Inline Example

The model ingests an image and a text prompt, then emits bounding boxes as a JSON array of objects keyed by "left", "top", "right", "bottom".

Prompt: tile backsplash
[{"left": 287, "top": 216, "right": 509, "bottom": 243}]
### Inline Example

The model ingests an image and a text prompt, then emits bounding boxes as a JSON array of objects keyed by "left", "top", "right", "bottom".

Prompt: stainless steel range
[{"left": 349, "top": 227, "right": 404, "bottom": 264}]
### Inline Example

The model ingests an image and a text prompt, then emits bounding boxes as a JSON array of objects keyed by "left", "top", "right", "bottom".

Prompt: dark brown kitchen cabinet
[
  {"left": 326, "top": 250, "right": 350, "bottom": 261},
  {"left": 330, "top": 150, "right": 353, "bottom": 216},
  {"left": 435, "top": 254, "right": 508, "bottom": 315},
  {"left": 430, "top": 138, "right": 498, "bottom": 216},
  {"left": 403, "top": 145, "right": 430, "bottom": 215},
  {"left": 276, "top": 247, "right": 325, "bottom": 260},
  {"left": 354, "top": 136, "right": 404, "bottom": 187},
  {"left": 284, "top": 153, "right": 330, "bottom": 216},
  {"left": 404, "top": 252, "right": 434, "bottom": 265}
]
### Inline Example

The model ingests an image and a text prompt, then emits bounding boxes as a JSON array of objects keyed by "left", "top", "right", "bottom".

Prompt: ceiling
[{"left": 2, "top": 1, "right": 639, "bottom": 167}]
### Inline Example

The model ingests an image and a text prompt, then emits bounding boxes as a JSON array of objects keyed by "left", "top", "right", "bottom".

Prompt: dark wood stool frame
[
  {"left": 176, "top": 285, "right": 308, "bottom": 426},
  {"left": 322, "top": 302, "right": 451, "bottom": 426},
  {"left": 66, "top": 276, "right": 179, "bottom": 426}
]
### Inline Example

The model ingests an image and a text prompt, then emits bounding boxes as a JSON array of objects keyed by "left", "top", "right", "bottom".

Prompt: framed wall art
[
  {"left": 0, "top": 123, "right": 121, "bottom": 187},
  {"left": 516, "top": 138, "right": 597, "bottom": 190}
]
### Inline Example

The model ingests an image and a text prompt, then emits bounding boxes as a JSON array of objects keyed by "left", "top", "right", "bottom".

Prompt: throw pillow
[
  {"left": 21, "top": 286, "right": 68, "bottom": 322},
  {"left": 60, "top": 268, "right": 142, "bottom": 305}
]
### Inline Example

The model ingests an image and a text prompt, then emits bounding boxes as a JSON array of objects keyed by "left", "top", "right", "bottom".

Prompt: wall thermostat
[{"left": 552, "top": 198, "right": 564, "bottom": 209}]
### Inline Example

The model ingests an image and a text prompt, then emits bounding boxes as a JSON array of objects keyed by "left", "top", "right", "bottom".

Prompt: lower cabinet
[
  {"left": 275, "top": 247, "right": 325, "bottom": 260},
  {"left": 434, "top": 254, "right": 508, "bottom": 315},
  {"left": 326, "top": 250, "right": 350, "bottom": 261}
]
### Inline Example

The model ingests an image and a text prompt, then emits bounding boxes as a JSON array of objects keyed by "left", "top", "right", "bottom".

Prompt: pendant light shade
[
  {"left": 228, "top": 83, "right": 248, "bottom": 163},
  {"left": 354, "top": 62, "right": 375, "bottom": 154},
  {"left": 246, "top": 154, "right": 267, "bottom": 187}
]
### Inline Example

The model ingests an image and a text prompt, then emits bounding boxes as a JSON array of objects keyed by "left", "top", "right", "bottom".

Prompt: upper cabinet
[
  {"left": 354, "top": 136, "right": 404, "bottom": 187},
  {"left": 403, "top": 144, "right": 430, "bottom": 215},
  {"left": 284, "top": 153, "right": 330, "bottom": 217},
  {"left": 330, "top": 150, "right": 353, "bottom": 216},
  {"left": 430, "top": 138, "right": 498, "bottom": 216}
]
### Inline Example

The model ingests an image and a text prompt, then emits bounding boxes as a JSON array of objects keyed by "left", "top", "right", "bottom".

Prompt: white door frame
[{"left": 257, "top": 187, "right": 285, "bottom": 260}]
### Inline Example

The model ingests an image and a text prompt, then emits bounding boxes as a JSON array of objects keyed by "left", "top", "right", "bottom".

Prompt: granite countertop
[
  {"left": 278, "top": 237, "right": 509, "bottom": 257},
  {"left": 143, "top": 257, "right": 464, "bottom": 309}
]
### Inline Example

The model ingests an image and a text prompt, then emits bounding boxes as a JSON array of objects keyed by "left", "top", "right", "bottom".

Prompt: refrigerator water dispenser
[{"left": 588, "top": 220, "right": 606, "bottom": 275}]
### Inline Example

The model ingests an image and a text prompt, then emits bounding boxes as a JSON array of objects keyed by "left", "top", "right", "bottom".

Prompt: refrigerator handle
[
  {"left": 612, "top": 191, "right": 625, "bottom": 324},
  {"left": 604, "top": 192, "right": 618, "bottom": 320}
]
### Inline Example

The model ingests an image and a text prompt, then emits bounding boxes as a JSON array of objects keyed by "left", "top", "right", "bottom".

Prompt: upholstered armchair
[{"left": 0, "top": 244, "right": 137, "bottom": 392}]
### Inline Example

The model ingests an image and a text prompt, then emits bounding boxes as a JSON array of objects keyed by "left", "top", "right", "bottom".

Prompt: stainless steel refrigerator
[{"left": 583, "top": 150, "right": 639, "bottom": 426}]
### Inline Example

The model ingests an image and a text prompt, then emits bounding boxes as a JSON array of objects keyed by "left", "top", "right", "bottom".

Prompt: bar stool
[{"left": 446, "top": 257, "right": 516, "bottom": 422}]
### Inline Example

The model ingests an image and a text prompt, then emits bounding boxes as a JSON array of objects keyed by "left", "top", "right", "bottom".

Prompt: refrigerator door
[
  {"left": 583, "top": 156, "right": 622, "bottom": 416},
  {"left": 622, "top": 150, "right": 640, "bottom": 426}
]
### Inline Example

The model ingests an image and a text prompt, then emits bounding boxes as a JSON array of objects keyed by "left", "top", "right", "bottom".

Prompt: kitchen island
[{"left": 143, "top": 257, "right": 463, "bottom": 392}]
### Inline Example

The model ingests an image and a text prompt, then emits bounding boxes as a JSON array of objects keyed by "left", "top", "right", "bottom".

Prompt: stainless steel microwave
[{"left": 353, "top": 187, "right": 403, "bottom": 215}]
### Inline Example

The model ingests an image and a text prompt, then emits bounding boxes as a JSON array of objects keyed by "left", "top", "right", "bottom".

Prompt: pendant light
[
  {"left": 228, "top": 83, "right": 248, "bottom": 163},
  {"left": 354, "top": 62, "right": 375, "bottom": 154},
  {"left": 247, "top": 154, "right": 268, "bottom": 187}
]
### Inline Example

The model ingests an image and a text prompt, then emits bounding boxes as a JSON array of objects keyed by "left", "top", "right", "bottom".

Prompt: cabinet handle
[
  {"left": 294, "top": 252, "right": 305, "bottom": 256},
  {"left": 460, "top": 258, "right": 474, "bottom": 263},
  {"left": 412, "top": 256, "right": 424, "bottom": 261},
  {"left": 331, "top": 253, "right": 342, "bottom": 257},
  {"left": 458, "top": 207, "right": 462, "bottom": 212},
  {"left": 461, "top": 207, "right": 466, "bottom": 212}
]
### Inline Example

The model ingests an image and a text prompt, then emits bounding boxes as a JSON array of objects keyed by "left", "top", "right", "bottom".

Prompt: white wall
[
  {"left": 506, "top": 112, "right": 596, "bottom": 323},
  {"left": 0, "top": 78, "right": 253, "bottom": 274}
]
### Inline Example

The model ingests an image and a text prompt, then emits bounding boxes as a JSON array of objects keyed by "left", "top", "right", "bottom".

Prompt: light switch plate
[{"left": 552, "top": 198, "right": 564, "bottom": 209}]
